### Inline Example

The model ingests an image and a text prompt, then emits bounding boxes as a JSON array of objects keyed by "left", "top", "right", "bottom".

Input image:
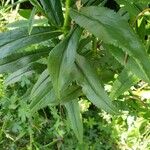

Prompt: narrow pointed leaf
[
  {"left": 48, "top": 27, "right": 82, "bottom": 98},
  {"left": 30, "top": 85, "right": 82, "bottom": 114},
  {"left": 39, "top": 0, "right": 64, "bottom": 26},
  {"left": 31, "top": 69, "right": 51, "bottom": 98},
  {"left": 65, "top": 100, "right": 83, "bottom": 143},
  {"left": 30, "top": 69, "right": 82, "bottom": 113},
  {"left": 110, "top": 68, "right": 139, "bottom": 98},
  {"left": 28, "top": 7, "right": 37, "bottom": 35},
  {"left": 5, "top": 63, "right": 46, "bottom": 86},
  {"left": 70, "top": 6, "right": 150, "bottom": 81},
  {"left": 30, "top": 90, "right": 56, "bottom": 114},
  {"left": 29, "top": 0, "right": 45, "bottom": 14},
  {"left": 61, "top": 85, "right": 82, "bottom": 103},
  {"left": 0, "top": 26, "right": 61, "bottom": 59},
  {"left": 75, "top": 54, "right": 117, "bottom": 114},
  {"left": 0, "top": 47, "right": 51, "bottom": 73},
  {"left": 104, "top": 44, "right": 150, "bottom": 83},
  {"left": 30, "top": 69, "right": 57, "bottom": 113}
]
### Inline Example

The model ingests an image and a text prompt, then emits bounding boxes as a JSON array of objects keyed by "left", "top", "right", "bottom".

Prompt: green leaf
[
  {"left": 30, "top": 85, "right": 82, "bottom": 114},
  {"left": 110, "top": 68, "right": 139, "bottom": 98},
  {"left": 39, "top": 0, "right": 64, "bottom": 27},
  {"left": 30, "top": 69, "right": 57, "bottom": 113},
  {"left": 29, "top": 0, "right": 44, "bottom": 14},
  {"left": 31, "top": 69, "right": 51, "bottom": 98},
  {"left": 61, "top": 85, "right": 82, "bottom": 103},
  {"left": 0, "top": 26, "right": 61, "bottom": 59},
  {"left": 70, "top": 6, "right": 150, "bottom": 82},
  {"left": 115, "top": 0, "right": 140, "bottom": 19},
  {"left": 7, "top": 19, "right": 48, "bottom": 29},
  {"left": 30, "top": 70, "right": 82, "bottom": 113},
  {"left": 48, "top": 27, "right": 82, "bottom": 98},
  {"left": 77, "top": 37, "right": 92, "bottom": 54},
  {"left": 65, "top": 100, "right": 83, "bottom": 143},
  {"left": 28, "top": 7, "right": 37, "bottom": 35},
  {"left": 75, "top": 54, "right": 117, "bottom": 114},
  {"left": 5, "top": 63, "right": 46, "bottom": 86},
  {"left": 30, "top": 90, "right": 56, "bottom": 114},
  {"left": 18, "top": 9, "right": 32, "bottom": 19},
  {"left": 0, "top": 47, "right": 51, "bottom": 73},
  {"left": 104, "top": 44, "right": 150, "bottom": 83}
]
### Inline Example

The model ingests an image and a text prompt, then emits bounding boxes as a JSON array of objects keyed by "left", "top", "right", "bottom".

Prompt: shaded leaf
[
  {"left": 104, "top": 44, "right": 150, "bottom": 83},
  {"left": 70, "top": 6, "right": 150, "bottom": 81},
  {"left": 65, "top": 100, "right": 83, "bottom": 143},
  {"left": 75, "top": 54, "right": 117, "bottom": 114},
  {"left": 110, "top": 68, "right": 139, "bottom": 98}
]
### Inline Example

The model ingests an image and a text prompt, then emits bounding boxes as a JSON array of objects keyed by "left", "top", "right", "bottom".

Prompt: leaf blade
[
  {"left": 39, "top": 0, "right": 64, "bottom": 26},
  {"left": 0, "top": 26, "right": 61, "bottom": 59},
  {"left": 48, "top": 27, "right": 82, "bottom": 97},
  {"left": 65, "top": 100, "right": 83, "bottom": 143},
  {"left": 110, "top": 68, "right": 139, "bottom": 98},
  {"left": 70, "top": 6, "right": 150, "bottom": 81},
  {"left": 75, "top": 54, "right": 117, "bottom": 114},
  {"left": 5, "top": 63, "right": 46, "bottom": 86},
  {"left": 0, "top": 47, "right": 51, "bottom": 73}
]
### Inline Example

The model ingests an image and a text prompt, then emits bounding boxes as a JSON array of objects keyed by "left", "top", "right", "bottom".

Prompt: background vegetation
[{"left": 0, "top": 0, "right": 150, "bottom": 149}]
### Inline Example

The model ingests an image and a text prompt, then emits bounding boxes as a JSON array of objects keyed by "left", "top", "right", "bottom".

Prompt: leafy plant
[{"left": 0, "top": 0, "right": 149, "bottom": 145}]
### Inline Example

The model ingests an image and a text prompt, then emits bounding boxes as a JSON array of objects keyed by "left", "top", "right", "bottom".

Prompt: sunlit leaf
[
  {"left": 48, "top": 27, "right": 82, "bottom": 98},
  {"left": 0, "top": 26, "right": 61, "bottom": 59}
]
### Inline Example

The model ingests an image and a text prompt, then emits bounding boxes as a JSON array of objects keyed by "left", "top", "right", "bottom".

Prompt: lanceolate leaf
[
  {"left": 0, "top": 47, "right": 51, "bottom": 73},
  {"left": 30, "top": 89, "right": 56, "bottom": 114},
  {"left": 39, "top": 0, "right": 64, "bottom": 27},
  {"left": 70, "top": 6, "right": 150, "bottom": 81},
  {"left": 48, "top": 27, "right": 82, "bottom": 98},
  {"left": 29, "top": 0, "right": 45, "bottom": 14},
  {"left": 0, "top": 26, "right": 61, "bottom": 59},
  {"left": 75, "top": 54, "right": 117, "bottom": 114},
  {"left": 65, "top": 100, "right": 83, "bottom": 143},
  {"left": 115, "top": 0, "right": 140, "bottom": 19},
  {"left": 5, "top": 63, "right": 46, "bottom": 86},
  {"left": 61, "top": 85, "right": 82, "bottom": 103},
  {"left": 104, "top": 44, "right": 150, "bottom": 83},
  {"left": 30, "top": 69, "right": 82, "bottom": 114},
  {"left": 30, "top": 69, "right": 57, "bottom": 113},
  {"left": 30, "top": 85, "right": 82, "bottom": 114},
  {"left": 31, "top": 69, "right": 51, "bottom": 99},
  {"left": 28, "top": 7, "right": 37, "bottom": 35},
  {"left": 110, "top": 68, "right": 139, "bottom": 98}
]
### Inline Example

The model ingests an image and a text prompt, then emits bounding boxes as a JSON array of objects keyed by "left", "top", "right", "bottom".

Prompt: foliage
[{"left": 0, "top": 0, "right": 150, "bottom": 149}]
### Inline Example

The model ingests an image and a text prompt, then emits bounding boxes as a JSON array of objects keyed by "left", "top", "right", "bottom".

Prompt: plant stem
[
  {"left": 43, "top": 139, "right": 60, "bottom": 148},
  {"left": 63, "top": 0, "right": 72, "bottom": 34}
]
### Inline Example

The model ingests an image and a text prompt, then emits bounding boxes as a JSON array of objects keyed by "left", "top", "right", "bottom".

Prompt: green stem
[
  {"left": 63, "top": 0, "right": 72, "bottom": 34},
  {"left": 43, "top": 139, "right": 60, "bottom": 148}
]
